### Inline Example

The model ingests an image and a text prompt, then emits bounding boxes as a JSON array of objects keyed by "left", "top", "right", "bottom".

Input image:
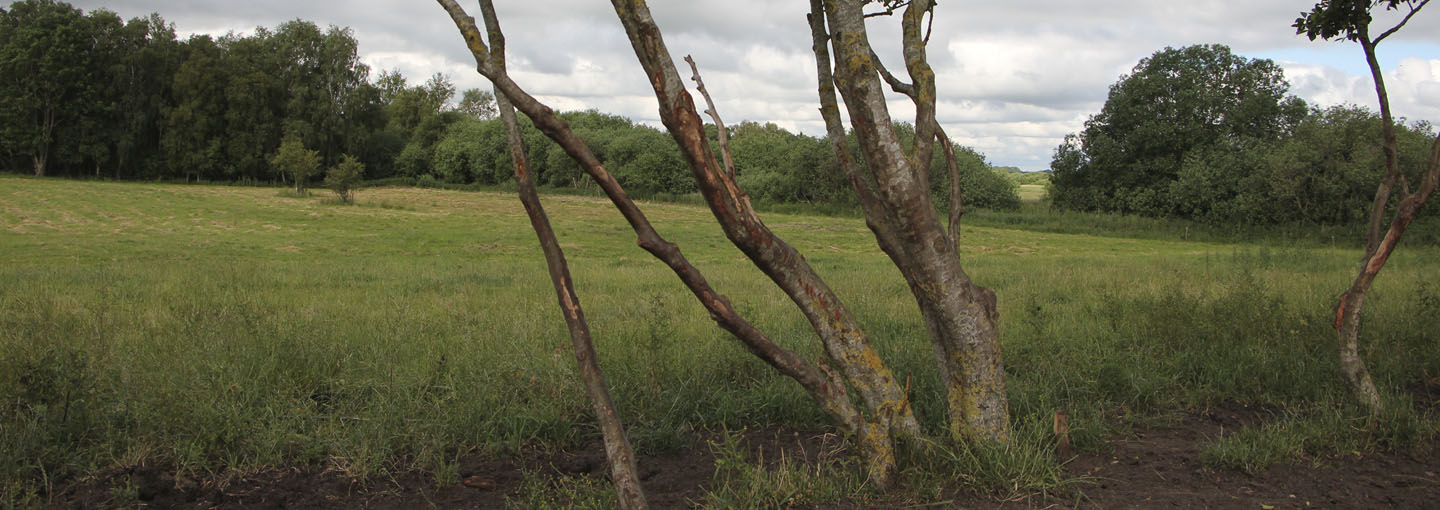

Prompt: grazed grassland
[{"left": 2, "top": 177, "right": 1437, "bottom": 506}]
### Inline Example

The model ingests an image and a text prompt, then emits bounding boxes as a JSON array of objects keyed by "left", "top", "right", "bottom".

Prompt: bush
[
  {"left": 931, "top": 146, "right": 1022, "bottom": 212},
  {"left": 269, "top": 138, "right": 321, "bottom": 195},
  {"left": 325, "top": 154, "right": 365, "bottom": 203}
]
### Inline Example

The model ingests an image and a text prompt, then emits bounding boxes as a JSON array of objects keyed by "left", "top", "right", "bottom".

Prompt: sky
[{"left": 68, "top": 0, "right": 1440, "bottom": 170}]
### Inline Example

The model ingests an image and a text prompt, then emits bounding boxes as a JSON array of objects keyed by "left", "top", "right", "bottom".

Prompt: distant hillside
[{"left": 992, "top": 166, "right": 1050, "bottom": 185}]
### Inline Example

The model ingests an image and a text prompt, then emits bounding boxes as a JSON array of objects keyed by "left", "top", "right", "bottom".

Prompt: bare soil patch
[{"left": 45, "top": 414, "right": 1438, "bottom": 509}]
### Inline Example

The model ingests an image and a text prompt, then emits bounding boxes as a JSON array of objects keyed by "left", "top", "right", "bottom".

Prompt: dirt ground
[{"left": 46, "top": 409, "right": 1439, "bottom": 509}]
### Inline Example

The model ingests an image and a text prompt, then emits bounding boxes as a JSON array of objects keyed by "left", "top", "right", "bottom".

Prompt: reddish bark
[
  {"left": 475, "top": 2, "right": 646, "bottom": 507},
  {"left": 1327, "top": 6, "right": 1440, "bottom": 412}
]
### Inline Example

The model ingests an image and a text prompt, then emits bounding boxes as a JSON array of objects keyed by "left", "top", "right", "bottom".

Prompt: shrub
[{"left": 325, "top": 154, "right": 365, "bottom": 204}]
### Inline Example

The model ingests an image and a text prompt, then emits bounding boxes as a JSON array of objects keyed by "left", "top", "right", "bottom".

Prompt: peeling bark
[
  {"left": 1334, "top": 131, "right": 1440, "bottom": 413},
  {"left": 819, "top": 0, "right": 1010, "bottom": 442},
  {"left": 436, "top": 0, "right": 1018, "bottom": 489},
  {"left": 1329, "top": 14, "right": 1440, "bottom": 413},
  {"left": 607, "top": 0, "right": 921, "bottom": 486},
  {"left": 433, "top": 0, "right": 893, "bottom": 480},
  {"left": 476, "top": 2, "right": 646, "bottom": 507}
]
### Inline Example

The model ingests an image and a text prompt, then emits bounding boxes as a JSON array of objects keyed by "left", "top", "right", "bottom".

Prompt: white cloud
[
  {"left": 1281, "top": 58, "right": 1440, "bottom": 127},
  {"left": 65, "top": 0, "right": 1440, "bottom": 170}
]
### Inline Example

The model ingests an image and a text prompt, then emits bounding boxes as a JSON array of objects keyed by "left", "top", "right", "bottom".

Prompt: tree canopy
[
  {"left": 0, "top": 0, "right": 1022, "bottom": 215},
  {"left": 1050, "top": 44, "right": 1308, "bottom": 216}
]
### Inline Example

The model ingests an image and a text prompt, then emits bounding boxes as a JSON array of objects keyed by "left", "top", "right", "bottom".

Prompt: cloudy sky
[{"left": 70, "top": 0, "right": 1440, "bottom": 170}]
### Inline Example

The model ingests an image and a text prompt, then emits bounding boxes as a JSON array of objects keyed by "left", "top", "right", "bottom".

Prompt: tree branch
[
  {"left": 1374, "top": 0, "right": 1429, "bottom": 43},
  {"left": 871, "top": 48, "right": 915, "bottom": 97},
  {"left": 935, "top": 125, "right": 964, "bottom": 243},
  {"left": 435, "top": 0, "right": 869, "bottom": 448},
  {"left": 902, "top": 0, "right": 938, "bottom": 185},
  {"left": 475, "top": 2, "right": 646, "bottom": 508},
  {"left": 610, "top": 0, "right": 924, "bottom": 485},
  {"left": 683, "top": 56, "right": 737, "bottom": 179}
]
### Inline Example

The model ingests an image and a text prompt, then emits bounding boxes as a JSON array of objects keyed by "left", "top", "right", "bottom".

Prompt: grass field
[
  {"left": 3, "top": 176, "right": 1439, "bottom": 506},
  {"left": 1018, "top": 184, "right": 1046, "bottom": 202}
]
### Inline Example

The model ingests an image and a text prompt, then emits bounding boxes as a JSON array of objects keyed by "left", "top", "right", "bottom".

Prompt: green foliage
[
  {"left": 0, "top": 0, "right": 113, "bottom": 176},
  {"left": 458, "top": 88, "right": 497, "bottom": 121},
  {"left": 730, "top": 121, "right": 846, "bottom": 204},
  {"left": 164, "top": 35, "right": 227, "bottom": 181},
  {"left": 270, "top": 138, "right": 320, "bottom": 194},
  {"left": 1050, "top": 44, "right": 1308, "bottom": 217},
  {"left": 0, "top": 5, "right": 389, "bottom": 182},
  {"left": 1294, "top": 0, "right": 1417, "bottom": 42},
  {"left": 432, "top": 119, "right": 490, "bottom": 184},
  {"left": 995, "top": 167, "right": 1049, "bottom": 187},
  {"left": 1165, "top": 106, "right": 1431, "bottom": 225},
  {"left": 931, "top": 145, "right": 1022, "bottom": 212},
  {"left": 325, "top": 154, "right": 364, "bottom": 203},
  {"left": 0, "top": 3, "right": 1027, "bottom": 221}
]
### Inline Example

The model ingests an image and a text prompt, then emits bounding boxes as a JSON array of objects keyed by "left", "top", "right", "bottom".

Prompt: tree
[
  {"left": 1295, "top": 0, "right": 1440, "bottom": 413},
  {"left": 0, "top": 0, "right": 99, "bottom": 176},
  {"left": 163, "top": 35, "right": 227, "bottom": 181},
  {"left": 324, "top": 154, "right": 363, "bottom": 203},
  {"left": 222, "top": 30, "right": 285, "bottom": 181},
  {"left": 270, "top": 21, "right": 369, "bottom": 167},
  {"left": 108, "top": 13, "right": 182, "bottom": 179},
  {"left": 475, "top": 2, "right": 647, "bottom": 507},
  {"left": 457, "top": 88, "right": 497, "bottom": 120},
  {"left": 388, "top": 73, "right": 460, "bottom": 179},
  {"left": 271, "top": 137, "right": 320, "bottom": 195},
  {"left": 1049, "top": 44, "right": 1308, "bottom": 216},
  {"left": 437, "top": 0, "right": 1012, "bottom": 494}
]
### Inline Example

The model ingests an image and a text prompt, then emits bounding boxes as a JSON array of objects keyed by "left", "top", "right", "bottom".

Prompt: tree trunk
[
  {"left": 819, "top": 0, "right": 1010, "bottom": 442},
  {"left": 1328, "top": 26, "right": 1440, "bottom": 413},
  {"left": 1334, "top": 290, "right": 1382, "bottom": 410},
  {"left": 436, "top": 0, "right": 918, "bottom": 488},
  {"left": 607, "top": 0, "right": 922, "bottom": 485},
  {"left": 478, "top": 2, "right": 647, "bottom": 508},
  {"left": 32, "top": 152, "right": 47, "bottom": 177},
  {"left": 1333, "top": 133, "right": 1440, "bottom": 413}
]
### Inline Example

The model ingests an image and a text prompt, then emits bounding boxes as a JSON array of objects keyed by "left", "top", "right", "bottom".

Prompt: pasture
[{"left": 2, "top": 176, "right": 1438, "bottom": 507}]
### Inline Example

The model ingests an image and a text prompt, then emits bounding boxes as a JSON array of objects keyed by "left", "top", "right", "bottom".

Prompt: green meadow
[{"left": 3, "top": 176, "right": 1439, "bottom": 505}]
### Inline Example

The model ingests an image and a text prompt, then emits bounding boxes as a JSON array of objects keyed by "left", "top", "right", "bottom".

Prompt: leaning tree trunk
[
  {"left": 1334, "top": 133, "right": 1440, "bottom": 412},
  {"left": 434, "top": 0, "right": 910, "bottom": 489},
  {"left": 606, "top": 0, "right": 924, "bottom": 485},
  {"left": 477, "top": 2, "right": 646, "bottom": 508},
  {"left": 817, "top": 0, "right": 1010, "bottom": 442},
  {"left": 1330, "top": 27, "right": 1440, "bottom": 414}
]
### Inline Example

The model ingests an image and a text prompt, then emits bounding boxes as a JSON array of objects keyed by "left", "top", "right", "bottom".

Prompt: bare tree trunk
[
  {"left": 436, "top": 0, "right": 1019, "bottom": 488},
  {"left": 476, "top": 3, "right": 646, "bottom": 507},
  {"left": 607, "top": 0, "right": 925, "bottom": 485},
  {"left": 1358, "top": 36, "right": 1399, "bottom": 260},
  {"left": 818, "top": 0, "right": 1010, "bottom": 442},
  {"left": 34, "top": 103, "right": 54, "bottom": 177},
  {"left": 1329, "top": 23, "right": 1440, "bottom": 413},
  {"left": 1334, "top": 133, "right": 1440, "bottom": 413},
  {"left": 436, "top": 0, "right": 906, "bottom": 490}
]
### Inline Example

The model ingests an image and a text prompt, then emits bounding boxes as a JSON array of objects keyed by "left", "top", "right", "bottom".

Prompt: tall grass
[{"left": 1, "top": 176, "right": 1437, "bottom": 505}]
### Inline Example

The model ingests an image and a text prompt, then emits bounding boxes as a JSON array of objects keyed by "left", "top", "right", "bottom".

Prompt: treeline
[
  {"left": 1050, "top": 44, "right": 1437, "bottom": 225},
  {"left": 0, "top": 0, "right": 1021, "bottom": 210}
]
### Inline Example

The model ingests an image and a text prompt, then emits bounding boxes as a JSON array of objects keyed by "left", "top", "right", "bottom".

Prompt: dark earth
[{"left": 44, "top": 402, "right": 1440, "bottom": 509}]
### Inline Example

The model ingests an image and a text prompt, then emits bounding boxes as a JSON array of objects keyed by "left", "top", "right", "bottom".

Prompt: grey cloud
[{"left": 65, "top": 0, "right": 1440, "bottom": 168}]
